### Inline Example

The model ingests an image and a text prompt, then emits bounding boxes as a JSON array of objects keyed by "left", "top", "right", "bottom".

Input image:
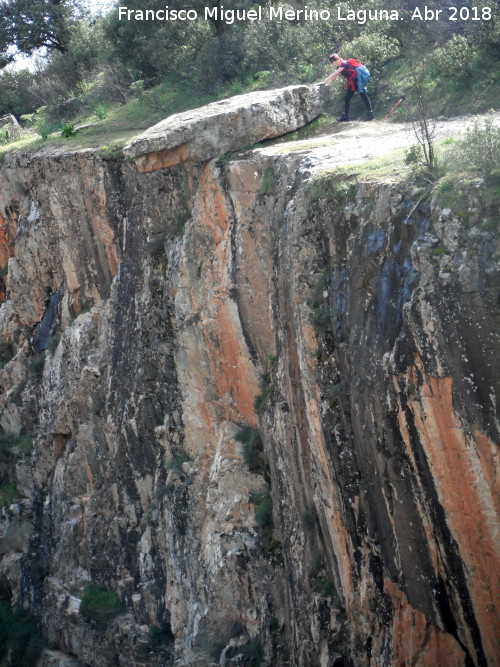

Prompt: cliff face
[{"left": 0, "top": 108, "right": 498, "bottom": 667}]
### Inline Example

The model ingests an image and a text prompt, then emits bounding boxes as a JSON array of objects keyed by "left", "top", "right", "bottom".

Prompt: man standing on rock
[{"left": 324, "top": 53, "right": 373, "bottom": 122}]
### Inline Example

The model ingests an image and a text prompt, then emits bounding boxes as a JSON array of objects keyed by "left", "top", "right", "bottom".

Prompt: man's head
[{"left": 329, "top": 53, "right": 342, "bottom": 65}]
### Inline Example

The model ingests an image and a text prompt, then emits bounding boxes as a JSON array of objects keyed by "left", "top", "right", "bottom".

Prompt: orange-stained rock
[
  {"left": 396, "top": 372, "right": 500, "bottom": 665},
  {"left": 385, "top": 580, "right": 466, "bottom": 666}
]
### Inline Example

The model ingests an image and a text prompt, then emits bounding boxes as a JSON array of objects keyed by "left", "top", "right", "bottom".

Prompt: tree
[
  {"left": 404, "top": 30, "right": 439, "bottom": 175},
  {"left": 0, "top": 0, "right": 80, "bottom": 67},
  {"left": 103, "top": 0, "right": 257, "bottom": 82}
]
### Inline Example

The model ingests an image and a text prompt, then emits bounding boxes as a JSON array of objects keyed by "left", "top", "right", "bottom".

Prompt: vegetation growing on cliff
[
  {"left": 0, "top": 481, "right": 17, "bottom": 507},
  {"left": 235, "top": 425, "right": 266, "bottom": 474},
  {"left": 0, "top": 601, "right": 42, "bottom": 665},
  {"left": 79, "top": 585, "right": 122, "bottom": 628}
]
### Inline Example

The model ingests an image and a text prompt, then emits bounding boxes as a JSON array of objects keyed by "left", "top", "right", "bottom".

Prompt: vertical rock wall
[{"left": 0, "top": 144, "right": 498, "bottom": 666}]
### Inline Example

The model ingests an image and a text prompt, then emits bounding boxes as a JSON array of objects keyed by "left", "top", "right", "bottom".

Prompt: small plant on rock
[
  {"left": 0, "top": 600, "right": 43, "bottom": 665},
  {"left": 307, "top": 274, "right": 332, "bottom": 336},
  {"left": 449, "top": 115, "right": 500, "bottom": 177},
  {"left": 302, "top": 503, "right": 318, "bottom": 532},
  {"left": 250, "top": 488, "right": 274, "bottom": 547},
  {"left": 254, "top": 372, "right": 273, "bottom": 415},
  {"left": 61, "top": 123, "right": 78, "bottom": 138},
  {"left": 79, "top": 585, "right": 122, "bottom": 628},
  {"left": 235, "top": 425, "right": 265, "bottom": 474},
  {"left": 165, "top": 450, "right": 191, "bottom": 471},
  {"left": 139, "top": 624, "right": 174, "bottom": 654},
  {"left": 29, "top": 352, "right": 46, "bottom": 379},
  {"left": 0, "top": 481, "right": 17, "bottom": 507}
]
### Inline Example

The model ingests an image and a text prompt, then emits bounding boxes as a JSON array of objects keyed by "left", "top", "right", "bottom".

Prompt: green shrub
[
  {"left": 235, "top": 426, "right": 265, "bottom": 473},
  {"left": 253, "top": 372, "right": 273, "bottom": 415},
  {"left": 29, "top": 352, "right": 46, "bottom": 379},
  {"left": 139, "top": 624, "right": 174, "bottom": 653},
  {"left": 0, "top": 481, "right": 18, "bottom": 507},
  {"left": 431, "top": 246, "right": 448, "bottom": 256},
  {"left": 307, "top": 275, "right": 327, "bottom": 311},
  {"left": 93, "top": 105, "right": 108, "bottom": 120},
  {"left": 235, "top": 637, "right": 264, "bottom": 666},
  {"left": 18, "top": 434, "right": 33, "bottom": 453},
  {"left": 19, "top": 113, "right": 35, "bottom": 126},
  {"left": 9, "top": 379, "right": 27, "bottom": 406},
  {"left": 79, "top": 585, "right": 122, "bottom": 628},
  {"left": 404, "top": 144, "right": 424, "bottom": 169},
  {"left": 307, "top": 554, "right": 320, "bottom": 578},
  {"left": 449, "top": 115, "right": 500, "bottom": 176},
  {"left": 250, "top": 490, "right": 273, "bottom": 530},
  {"left": 307, "top": 553, "right": 339, "bottom": 601},
  {"left": 31, "top": 560, "right": 49, "bottom": 583},
  {"left": 62, "top": 123, "right": 78, "bottom": 138},
  {"left": 128, "top": 80, "right": 145, "bottom": 96},
  {"left": 36, "top": 118, "right": 61, "bottom": 140},
  {"left": 165, "top": 450, "right": 191, "bottom": 471},
  {"left": 313, "top": 578, "right": 337, "bottom": 598},
  {"left": 326, "top": 382, "right": 341, "bottom": 399},
  {"left": 343, "top": 33, "right": 401, "bottom": 69},
  {"left": 0, "top": 600, "right": 42, "bottom": 666},
  {"left": 269, "top": 616, "right": 279, "bottom": 632},
  {"left": 0, "top": 432, "right": 33, "bottom": 455},
  {"left": 307, "top": 274, "right": 332, "bottom": 336},
  {"left": 261, "top": 167, "right": 276, "bottom": 196},
  {"left": 302, "top": 503, "right": 317, "bottom": 531},
  {"left": 432, "top": 34, "right": 477, "bottom": 79},
  {"left": 311, "top": 305, "right": 331, "bottom": 336},
  {"left": 0, "top": 341, "right": 14, "bottom": 366}
]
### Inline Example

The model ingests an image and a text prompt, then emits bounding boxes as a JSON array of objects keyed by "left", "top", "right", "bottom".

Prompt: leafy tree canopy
[{"left": 0, "top": 0, "right": 81, "bottom": 67}]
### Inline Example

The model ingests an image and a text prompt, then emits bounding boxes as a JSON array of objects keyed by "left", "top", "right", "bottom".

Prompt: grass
[
  {"left": 303, "top": 130, "right": 483, "bottom": 187},
  {"left": 260, "top": 167, "right": 276, "bottom": 195},
  {"left": 0, "top": 78, "right": 249, "bottom": 162}
]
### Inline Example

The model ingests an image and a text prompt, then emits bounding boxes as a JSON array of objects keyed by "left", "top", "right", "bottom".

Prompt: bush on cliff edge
[{"left": 79, "top": 585, "right": 122, "bottom": 628}]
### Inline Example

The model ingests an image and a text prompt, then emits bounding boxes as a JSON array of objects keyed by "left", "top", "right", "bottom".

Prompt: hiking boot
[
  {"left": 363, "top": 112, "right": 374, "bottom": 121},
  {"left": 337, "top": 113, "right": 349, "bottom": 122}
]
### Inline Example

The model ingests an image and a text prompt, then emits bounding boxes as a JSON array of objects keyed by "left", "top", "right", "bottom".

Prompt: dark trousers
[{"left": 344, "top": 88, "right": 372, "bottom": 114}]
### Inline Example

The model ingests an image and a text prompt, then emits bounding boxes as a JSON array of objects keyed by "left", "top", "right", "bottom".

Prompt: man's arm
[{"left": 324, "top": 67, "right": 344, "bottom": 86}]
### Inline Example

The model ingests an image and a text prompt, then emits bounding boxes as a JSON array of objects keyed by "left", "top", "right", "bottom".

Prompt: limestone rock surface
[
  {"left": 0, "top": 114, "right": 21, "bottom": 139},
  {"left": 0, "top": 104, "right": 498, "bottom": 667},
  {"left": 123, "top": 84, "right": 324, "bottom": 171}
]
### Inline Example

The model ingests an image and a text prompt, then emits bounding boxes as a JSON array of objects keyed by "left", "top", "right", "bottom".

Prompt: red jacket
[{"left": 338, "top": 59, "right": 361, "bottom": 91}]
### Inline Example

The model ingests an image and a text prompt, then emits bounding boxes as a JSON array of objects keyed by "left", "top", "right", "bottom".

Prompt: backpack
[{"left": 346, "top": 58, "right": 371, "bottom": 93}]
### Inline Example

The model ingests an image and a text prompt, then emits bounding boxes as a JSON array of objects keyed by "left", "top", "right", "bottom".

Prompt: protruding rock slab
[{"left": 124, "top": 84, "right": 324, "bottom": 172}]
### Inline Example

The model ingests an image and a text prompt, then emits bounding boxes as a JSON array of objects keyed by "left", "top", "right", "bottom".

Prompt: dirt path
[{"left": 259, "top": 110, "right": 500, "bottom": 169}]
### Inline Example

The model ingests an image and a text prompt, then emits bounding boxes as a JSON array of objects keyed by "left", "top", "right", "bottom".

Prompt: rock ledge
[{"left": 124, "top": 84, "right": 324, "bottom": 172}]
